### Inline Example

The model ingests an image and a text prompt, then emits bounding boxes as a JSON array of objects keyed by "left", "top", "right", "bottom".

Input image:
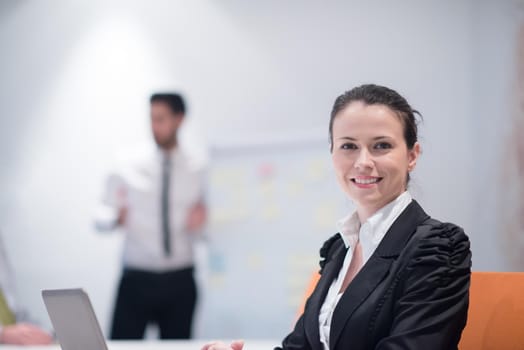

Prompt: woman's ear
[{"left": 407, "top": 142, "right": 421, "bottom": 171}]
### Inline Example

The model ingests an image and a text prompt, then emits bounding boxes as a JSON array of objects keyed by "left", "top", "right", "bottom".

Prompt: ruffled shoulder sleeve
[
  {"left": 406, "top": 221, "right": 471, "bottom": 284},
  {"left": 318, "top": 233, "right": 344, "bottom": 274},
  {"left": 379, "top": 221, "right": 472, "bottom": 349}
]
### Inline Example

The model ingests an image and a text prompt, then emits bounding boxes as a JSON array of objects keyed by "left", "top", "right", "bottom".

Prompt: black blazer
[{"left": 278, "top": 200, "right": 471, "bottom": 350}]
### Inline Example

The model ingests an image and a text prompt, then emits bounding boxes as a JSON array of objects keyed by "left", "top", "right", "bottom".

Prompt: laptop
[{"left": 42, "top": 288, "right": 108, "bottom": 350}]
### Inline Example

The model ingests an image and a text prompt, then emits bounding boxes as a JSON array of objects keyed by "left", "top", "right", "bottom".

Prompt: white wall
[
  {"left": 0, "top": 0, "right": 521, "bottom": 338},
  {"left": 470, "top": 0, "right": 524, "bottom": 271}
]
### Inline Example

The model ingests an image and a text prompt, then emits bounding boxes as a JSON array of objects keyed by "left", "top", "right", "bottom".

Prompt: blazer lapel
[
  {"left": 329, "top": 201, "right": 430, "bottom": 349},
  {"left": 304, "top": 241, "right": 347, "bottom": 350}
]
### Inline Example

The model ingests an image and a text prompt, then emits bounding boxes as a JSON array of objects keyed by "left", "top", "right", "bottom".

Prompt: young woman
[{"left": 203, "top": 84, "right": 471, "bottom": 350}]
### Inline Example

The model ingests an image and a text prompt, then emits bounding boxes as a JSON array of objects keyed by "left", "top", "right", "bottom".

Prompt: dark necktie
[{"left": 161, "top": 154, "right": 172, "bottom": 256}]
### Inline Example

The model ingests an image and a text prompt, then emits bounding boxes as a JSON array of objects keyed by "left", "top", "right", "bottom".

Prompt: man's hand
[
  {"left": 202, "top": 340, "right": 244, "bottom": 350},
  {"left": 186, "top": 201, "right": 207, "bottom": 232},
  {"left": 0, "top": 323, "right": 53, "bottom": 345},
  {"left": 116, "top": 187, "right": 128, "bottom": 227},
  {"left": 117, "top": 207, "right": 128, "bottom": 226}
]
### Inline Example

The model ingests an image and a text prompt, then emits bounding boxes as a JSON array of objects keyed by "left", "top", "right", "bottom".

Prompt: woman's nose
[{"left": 354, "top": 149, "right": 374, "bottom": 170}]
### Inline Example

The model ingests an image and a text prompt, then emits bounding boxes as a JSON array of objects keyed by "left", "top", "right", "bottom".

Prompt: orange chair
[
  {"left": 298, "top": 272, "right": 524, "bottom": 349},
  {"left": 297, "top": 272, "right": 320, "bottom": 317},
  {"left": 459, "top": 272, "right": 524, "bottom": 350}
]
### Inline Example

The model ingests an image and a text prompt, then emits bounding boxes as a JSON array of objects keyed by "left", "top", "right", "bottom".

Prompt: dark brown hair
[{"left": 329, "top": 84, "right": 420, "bottom": 152}]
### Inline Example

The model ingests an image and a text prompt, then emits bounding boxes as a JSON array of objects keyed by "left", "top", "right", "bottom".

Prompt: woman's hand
[
  {"left": 0, "top": 323, "right": 53, "bottom": 345},
  {"left": 201, "top": 340, "right": 244, "bottom": 350}
]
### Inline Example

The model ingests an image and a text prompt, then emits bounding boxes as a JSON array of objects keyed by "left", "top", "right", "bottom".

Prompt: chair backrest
[
  {"left": 298, "top": 271, "right": 524, "bottom": 349},
  {"left": 459, "top": 271, "right": 524, "bottom": 350},
  {"left": 297, "top": 272, "right": 321, "bottom": 317}
]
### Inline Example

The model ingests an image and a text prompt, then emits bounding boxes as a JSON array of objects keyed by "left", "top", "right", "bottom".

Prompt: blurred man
[
  {"left": 0, "top": 233, "right": 53, "bottom": 345},
  {"left": 95, "top": 93, "right": 207, "bottom": 340}
]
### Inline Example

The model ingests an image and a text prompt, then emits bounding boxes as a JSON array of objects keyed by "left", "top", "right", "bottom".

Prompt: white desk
[{"left": 0, "top": 340, "right": 280, "bottom": 350}]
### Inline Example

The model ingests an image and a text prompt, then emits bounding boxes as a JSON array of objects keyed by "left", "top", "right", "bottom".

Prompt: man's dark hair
[{"left": 150, "top": 93, "right": 186, "bottom": 115}]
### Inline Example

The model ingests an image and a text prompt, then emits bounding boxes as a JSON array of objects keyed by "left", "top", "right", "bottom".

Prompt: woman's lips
[{"left": 351, "top": 176, "right": 383, "bottom": 188}]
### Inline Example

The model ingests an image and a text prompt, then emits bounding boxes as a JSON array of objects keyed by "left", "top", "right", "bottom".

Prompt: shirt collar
[
  {"left": 155, "top": 146, "right": 180, "bottom": 161},
  {"left": 336, "top": 191, "right": 413, "bottom": 250}
]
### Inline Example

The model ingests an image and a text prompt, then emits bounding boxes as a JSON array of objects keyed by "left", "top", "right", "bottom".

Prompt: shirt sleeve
[
  {"left": 93, "top": 172, "right": 126, "bottom": 232},
  {"left": 0, "top": 234, "right": 24, "bottom": 323}
]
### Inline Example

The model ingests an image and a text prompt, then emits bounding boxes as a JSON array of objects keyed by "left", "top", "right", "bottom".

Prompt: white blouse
[{"left": 318, "top": 191, "right": 413, "bottom": 350}]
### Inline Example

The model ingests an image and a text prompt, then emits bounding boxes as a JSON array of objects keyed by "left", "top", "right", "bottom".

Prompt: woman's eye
[
  {"left": 340, "top": 143, "right": 357, "bottom": 150},
  {"left": 374, "top": 142, "right": 392, "bottom": 150}
]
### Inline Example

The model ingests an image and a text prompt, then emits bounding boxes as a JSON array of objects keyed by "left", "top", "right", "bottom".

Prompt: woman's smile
[{"left": 351, "top": 176, "right": 383, "bottom": 188}]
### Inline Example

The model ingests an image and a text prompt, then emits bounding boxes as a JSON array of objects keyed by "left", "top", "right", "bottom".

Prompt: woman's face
[{"left": 331, "top": 101, "right": 420, "bottom": 219}]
